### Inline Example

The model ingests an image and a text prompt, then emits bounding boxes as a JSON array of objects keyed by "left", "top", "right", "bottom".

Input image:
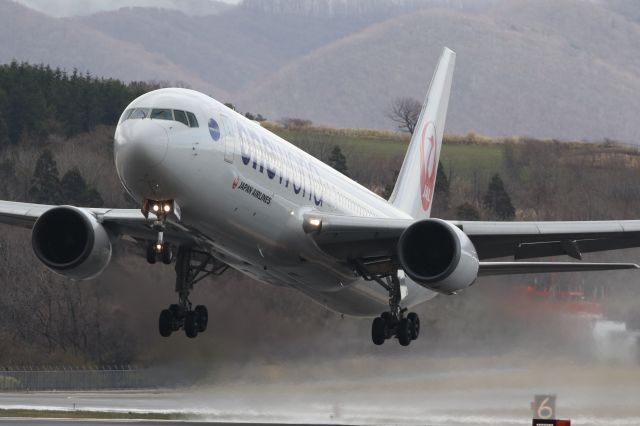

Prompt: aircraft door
[{"left": 221, "top": 115, "right": 235, "bottom": 163}]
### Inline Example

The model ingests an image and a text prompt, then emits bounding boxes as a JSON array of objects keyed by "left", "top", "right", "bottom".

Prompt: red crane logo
[{"left": 419, "top": 122, "right": 438, "bottom": 211}]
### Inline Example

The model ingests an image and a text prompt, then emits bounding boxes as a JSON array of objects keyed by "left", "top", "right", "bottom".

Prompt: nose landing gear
[{"left": 142, "top": 199, "right": 177, "bottom": 265}]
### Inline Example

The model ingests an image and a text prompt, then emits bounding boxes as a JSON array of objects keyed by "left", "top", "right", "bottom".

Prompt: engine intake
[
  {"left": 397, "top": 219, "right": 479, "bottom": 294},
  {"left": 32, "top": 206, "right": 112, "bottom": 280}
]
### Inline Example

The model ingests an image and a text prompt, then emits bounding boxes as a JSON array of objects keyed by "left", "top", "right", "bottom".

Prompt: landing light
[
  {"left": 303, "top": 217, "right": 323, "bottom": 233},
  {"left": 163, "top": 204, "right": 171, "bottom": 213},
  {"left": 152, "top": 204, "right": 160, "bottom": 212},
  {"left": 155, "top": 243, "right": 163, "bottom": 252}
]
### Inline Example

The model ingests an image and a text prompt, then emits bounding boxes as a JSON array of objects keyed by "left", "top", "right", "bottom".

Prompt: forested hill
[{"left": 0, "top": 61, "right": 153, "bottom": 145}]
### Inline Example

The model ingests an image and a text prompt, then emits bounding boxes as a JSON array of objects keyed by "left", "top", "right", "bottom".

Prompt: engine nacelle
[
  {"left": 31, "top": 206, "right": 113, "bottom": 280},
  {"left": 397, "top": 219, "right": 479, "bottom": 294}
]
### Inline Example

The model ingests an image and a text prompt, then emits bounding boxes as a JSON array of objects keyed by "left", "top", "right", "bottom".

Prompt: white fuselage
[{"left": 114, "top": 88, "right": 437, "bottom": 316}]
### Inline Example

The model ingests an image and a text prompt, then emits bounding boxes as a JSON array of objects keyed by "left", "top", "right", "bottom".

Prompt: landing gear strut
[
  {"left": 142, "top": 199, "right": 176, "bottom": 265},
  {"left": 354, "top": 261, "right": 420, "bottom": 347},
  {"left": 157, "top": 246, "right": 227, "bottom": 338}
]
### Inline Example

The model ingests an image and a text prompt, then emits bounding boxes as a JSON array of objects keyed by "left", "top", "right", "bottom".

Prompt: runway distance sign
[{"left": 531, "top": 394, "right": 556, "bottom": 419}]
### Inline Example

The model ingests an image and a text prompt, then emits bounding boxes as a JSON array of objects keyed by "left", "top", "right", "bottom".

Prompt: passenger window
[
  {"left": 129, "top": 108, "right": 150, "bottom": 119},
  {"left": 186, "top": 111, "right": 199, "bottom": 128},
  {"left": 150, "top": 109, "right": 173, "bottom": 120},
  {"left": 173, "top": 110, "right": 189, "bottom": 127}
]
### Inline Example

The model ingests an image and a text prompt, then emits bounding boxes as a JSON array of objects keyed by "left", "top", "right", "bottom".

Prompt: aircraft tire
[
  {"left": 407, "top": 312, "right": 420, "bottom": 340},
  {"left": 159, "top": 309, "right": 173, "bottom": 337},
  {"left": 146, "top": 243, "right": 157, "bottom": 264},
  {"left": 372, "top": 317, "right": 386, "bottom": 345},
  {"left": 380, "top": 312, "right": 394, "bottom": 338},
  {"left": 161, "top": 243, "right": 173, "bottom": 265},
  {"left": 398, "top": 318, "right": 411, "bottom": 346},
  {"left": 195, "top": 305, "right": 208, "bottom": 332},
  {"left": 184, "top": 311, "right": 199, "bottom": 338}
]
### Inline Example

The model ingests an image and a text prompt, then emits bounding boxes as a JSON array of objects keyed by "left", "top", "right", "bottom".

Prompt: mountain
[
  {"left": 236, "top": 0, "right": 640, "bottom": 142},
  {"left": 2, "top": 0, "right": 640, "bottom": 142},
  {"left": 75, "top": 6, "right": 380, "bottom": 94},
  {"left": 15, "top": 0, "right": 232, "bottom": 18},
  {"left": 0, "top": 0, "right": 224, "bottom": 96}
]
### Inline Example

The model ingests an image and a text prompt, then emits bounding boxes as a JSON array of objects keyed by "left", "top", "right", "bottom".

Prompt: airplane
[{"left": 2, "top": 47, "right": 640, "bottom": 346}]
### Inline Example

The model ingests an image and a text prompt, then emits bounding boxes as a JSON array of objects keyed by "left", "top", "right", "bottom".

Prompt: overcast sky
[{"left": 14, "top": 0, "right": 241, "bottom": 17}]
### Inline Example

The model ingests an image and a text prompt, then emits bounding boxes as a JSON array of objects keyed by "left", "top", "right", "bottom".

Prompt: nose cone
[{"left": 114, "top": 120, "right": 169, "bottom": 197}]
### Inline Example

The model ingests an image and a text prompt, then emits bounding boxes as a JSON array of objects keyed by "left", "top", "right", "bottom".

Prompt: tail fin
[{"left": 388, "top": 47, "right": 456, "bottom": 219}]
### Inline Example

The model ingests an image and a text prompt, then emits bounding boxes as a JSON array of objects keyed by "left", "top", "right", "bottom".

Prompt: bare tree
[{"left": 387, "top": 97, "right": 421, "bottom": 134}]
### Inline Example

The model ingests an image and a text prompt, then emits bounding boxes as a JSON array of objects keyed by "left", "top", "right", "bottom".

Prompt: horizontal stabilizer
[{"left": 478, "top": 261, "right": 639, "bottom": 276}]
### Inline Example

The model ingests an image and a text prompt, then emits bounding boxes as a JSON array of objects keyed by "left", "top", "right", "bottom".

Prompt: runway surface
[
  {"left": 0, "top": 421, "right": 262, "bottom": 426},
  {"left": 1, "top": 356, "right": 640, "bottom": 425},
  {"left": 0, "top": 421, "right": 326, "bottom": 426}
]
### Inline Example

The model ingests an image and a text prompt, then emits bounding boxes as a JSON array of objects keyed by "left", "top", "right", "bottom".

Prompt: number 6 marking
[{"left": 537, "top": 396, "right": 553, "bottom": 419}]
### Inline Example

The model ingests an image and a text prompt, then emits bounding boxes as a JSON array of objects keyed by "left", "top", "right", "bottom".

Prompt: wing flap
[{"left": 478, "top": 261, "right": 639, "bottom": 276}]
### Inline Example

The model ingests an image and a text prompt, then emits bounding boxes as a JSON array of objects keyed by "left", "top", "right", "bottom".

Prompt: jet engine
[
  {"left": 31, "top": 206, "right": 113, "bottom": 280},
  {"left": 397, "top": 219, "right": 479, "bottom": 294}
]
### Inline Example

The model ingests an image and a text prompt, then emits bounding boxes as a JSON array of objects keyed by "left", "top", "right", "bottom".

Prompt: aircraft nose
[{"left": 115, "top": 120, "right": 169, "bottom": 170}]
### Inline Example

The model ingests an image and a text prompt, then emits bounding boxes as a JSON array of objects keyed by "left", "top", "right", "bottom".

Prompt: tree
[
  {"left": 387, "top": 97, "right": 421, "bottom": 134},
  {"left": 456, "top": 202, "right": 480, "bottom": 220},
  {"left": 432, "top": 161, "right": 450, "bottom": 214},
  {"left": 29, "top": 149, "right": 62, "bottom": 204},
  {"left": 482, "top": 173, "right": 516, "bottom": 220},
  {"left": 328, "top": 145, "right": 349, "bottom": 176},
  {"left": 382, "top": 169, "right": 399, "bottom": 199},
  {"left": 61, "top": 167, "right": 104, "bottom": 207}
]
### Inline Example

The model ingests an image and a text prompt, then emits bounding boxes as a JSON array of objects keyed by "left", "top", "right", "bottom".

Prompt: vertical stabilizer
[{"left": 389, "top": 47, "right": 456, "bottom": 219}]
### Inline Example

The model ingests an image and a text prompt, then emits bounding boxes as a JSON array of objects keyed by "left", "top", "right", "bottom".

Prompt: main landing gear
[
  {"left": 353, "top": 261, "right": 420, "bottom": 347},
  {"left": 156, "top": 246, "right": 228, "bottom": 338},
  {"left": 370, "top": 274, "right": 421, "bottom": 346}
]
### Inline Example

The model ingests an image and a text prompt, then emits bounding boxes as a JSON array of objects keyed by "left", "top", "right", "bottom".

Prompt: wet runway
[
  {"left": 1, "top": 356, "right": 640, "bottom": 425},
  {"left": 0, "top": 421, "right": 327, "bottom": 426},
  {"left": 0, "top": 421, "right": 332, "bottom": 426}
]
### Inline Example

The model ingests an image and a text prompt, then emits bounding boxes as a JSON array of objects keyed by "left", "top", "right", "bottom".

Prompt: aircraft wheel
[
  {"left": 161, "top": 243, "right": 173, "bottom": 265},
  {"left": 146, "top": 242, "right": 157, "bottom": 264},
  {"left": 159, "top": 309, "right": 173, "bottom": 337},
  {"left": 372, "top": 317, "right": 386, "bottom": 345},
  {"left": 195, "top": 305, "right": 208, "bottom": 332},
  {"left": 184, "top": 311, "right": 199, "bottom": 338},
  {"left": 407, "top": 312, "right": 420, "bottom": 340},
  {"left": 398, "top": 318, "right": 411, "bottom": 346},
  {"left": 380, "top": 311, "right": 394, "bottom": 338}
]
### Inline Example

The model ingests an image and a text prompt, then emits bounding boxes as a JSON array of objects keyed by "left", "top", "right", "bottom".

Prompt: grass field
[{"left": 266, "top": 123, "right": 506, "bottom": 178}]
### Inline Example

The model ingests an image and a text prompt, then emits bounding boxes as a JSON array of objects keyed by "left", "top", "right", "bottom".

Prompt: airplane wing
[
  {"left": 302, "top": 213, "right": 640, "bottom": 275},
  {"left": 0, "top": 200, "right": 205, "bottom": 248}
]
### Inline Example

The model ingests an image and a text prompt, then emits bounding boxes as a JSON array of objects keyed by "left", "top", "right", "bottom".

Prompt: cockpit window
[
  {"left": 186, "top": 111, "right": 199, "bottom": 128},
  {"left": 129, "top": 108, "right": 150, "bottom": 119},
  {"left": 173, "top": 110, "right": 189, "bottom": 127},
  {"left": 119, "top": 109, "right": 134, "bottom": 124},
  {"left": 120, "top": 107, "right": 198, "bottom": 127},
  {"left": 150, "top": 108, "right": 173, "bottom": 120}
]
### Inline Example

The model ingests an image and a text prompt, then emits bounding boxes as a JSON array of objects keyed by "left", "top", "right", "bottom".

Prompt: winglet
[{"left": 388, "top": 47, "right": 456, "bottom": 219}]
